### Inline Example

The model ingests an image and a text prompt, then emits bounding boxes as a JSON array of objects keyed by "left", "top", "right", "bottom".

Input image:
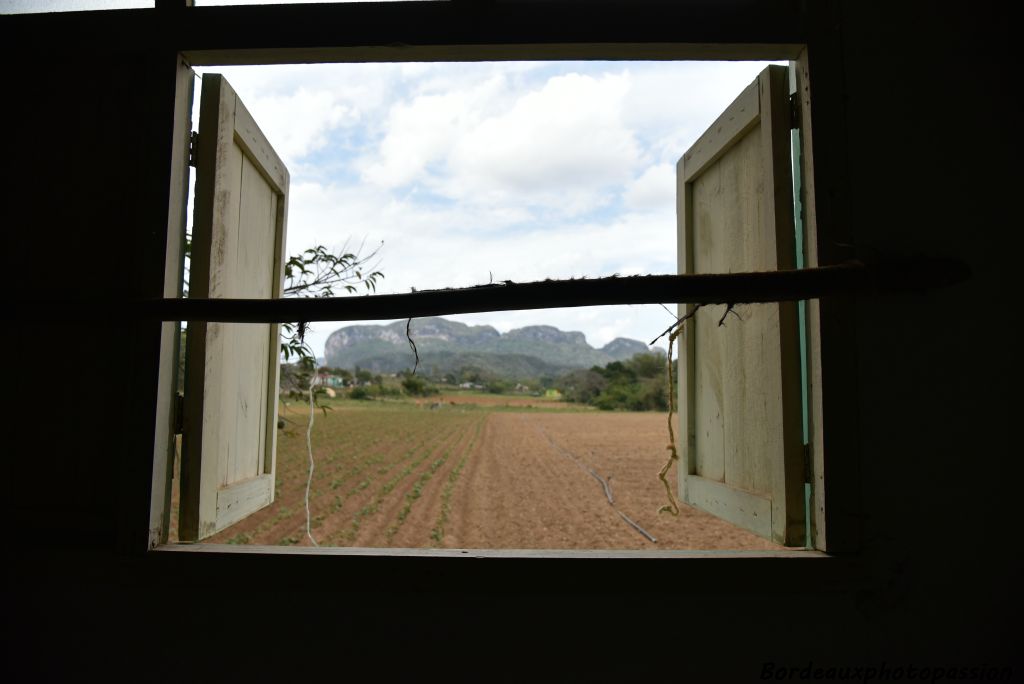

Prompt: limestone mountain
[
  {"left": 599, "top": 337, "right": 651, "bottom": 359},
  {"left": 323, "top": 317, "right": 654, "bottom": 379}
]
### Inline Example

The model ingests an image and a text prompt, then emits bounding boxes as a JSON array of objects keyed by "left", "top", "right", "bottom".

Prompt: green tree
[
  {"left": 624, "top": 349, "right": 667, "bottom": 378},
  {"left": 557, "top": 352, "right": 674, "bottom": 411},
  {"left": 485, "top": 379, "right": 511, "bottom": 394},
  {"left": 401, "top": 374, "right": 438, "bottom": 397},
  {"left": 559, "top": 368, "right": 608, "bottom": 404}
]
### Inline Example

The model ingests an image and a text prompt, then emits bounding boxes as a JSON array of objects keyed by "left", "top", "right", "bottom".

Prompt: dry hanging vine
[
  {"left": 654, "top": 302, "right": 748, "bottom": 515},
  {"left": 655, "top": 301, "right": 704, "bottom": 516},
  {"left": 406, "top": 317, "right": 420, "bottom": 375}
]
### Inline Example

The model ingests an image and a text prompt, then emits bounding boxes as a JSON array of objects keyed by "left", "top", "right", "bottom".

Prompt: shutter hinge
[
  {"left": 188, "top": 131, "right": 199, "bottom": 167},
  {"left": 789, "top": 93, "right": 801, "bottom": 130},
  {"left": 173, "top": 391, "right": 185, "bottom": 435}
]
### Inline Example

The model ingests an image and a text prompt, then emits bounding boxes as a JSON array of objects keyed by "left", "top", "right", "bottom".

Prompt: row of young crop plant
[
  {"left": 429, "top": 420, "right": 484, "bottom": 546},
  {"left": 216, "top": 405, "right": 483, "bottom": 544},
  {"left": 306, "top": 418, "right": 463, "bottom": 540},
  {"left": 293, "top": 413, "right": 463, "bottom": 545},
  {"left": 384, "top": 415, "right": 486, "bottom": 544},
  {"left": 325, "top": 420, "right": 469, "bottom": 545},
  {"left": 329, "top": 412, "right": 485, "bottom": 546},
  {"left": 219, "top": 406, "right": 414, "bottom": 543}
]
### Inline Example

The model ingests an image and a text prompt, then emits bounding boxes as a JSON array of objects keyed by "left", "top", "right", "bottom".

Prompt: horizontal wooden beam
[
  {"left": 32, "top": 259, "right": 968, "bottom": 324},
  {"left": 1, "top": 1, "right": 806, "bottom": 63}
]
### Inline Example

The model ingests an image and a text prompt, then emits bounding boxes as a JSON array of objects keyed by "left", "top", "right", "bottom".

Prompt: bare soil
[
  {"left": 183, "top": 399, "right": 780, "bottom": 551},
  {"left": 444, "top": 412, "right": 780, "bottom": 551}
]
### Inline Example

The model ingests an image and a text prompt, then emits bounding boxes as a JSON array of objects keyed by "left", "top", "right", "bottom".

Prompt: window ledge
[
  {"left": 155, "top": 543, "right": 827, "bottom": 559},
  {"left": 146, "top": 544, "right": 857, "bottom": 595}
]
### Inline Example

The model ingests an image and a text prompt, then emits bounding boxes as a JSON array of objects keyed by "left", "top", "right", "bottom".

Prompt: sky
[{"left": 187, "top": 58, "right": 779, "bottom": 360}]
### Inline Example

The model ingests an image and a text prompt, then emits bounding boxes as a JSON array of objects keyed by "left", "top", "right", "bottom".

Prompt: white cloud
[
  {"left": 357, "top": 69, "right": 643, "bottom": 217},
  {"left": 243, "top": 88, "right": 357, "bottom": 164},
  {"left": 359, "top": 74, "right": 509, "bottom": 188},
  {"left": 622, "top": 60, "right": 788, "bottom": 164},
  {"left": 445, "top": 71, "right": 640, "bottom": 208},
  {"left": 284, "top": 175, "right": 676, "bottom": 317},
  {"left": 195, "top": 63, "right": 407, "bottom": 172},
  {"left": 623, "top": 162, "right": 675, "bottom": 212}
]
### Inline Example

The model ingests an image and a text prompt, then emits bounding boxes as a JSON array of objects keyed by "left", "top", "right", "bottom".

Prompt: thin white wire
[{"left": 304, "top": 360, "right": 319, "bottom": 547}]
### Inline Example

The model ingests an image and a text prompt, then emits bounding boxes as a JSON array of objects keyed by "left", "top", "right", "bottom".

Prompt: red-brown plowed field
[
  {"left": 183, "top": 400, "right": 779, "bottom": 551},
  {"left": 444, "top": 412, "right": 779, "bottom": 550}
]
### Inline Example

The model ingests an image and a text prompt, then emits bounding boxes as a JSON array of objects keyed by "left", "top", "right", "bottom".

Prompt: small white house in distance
[{"left": 314, "top": 372, "right": 346, "bottom": 388}]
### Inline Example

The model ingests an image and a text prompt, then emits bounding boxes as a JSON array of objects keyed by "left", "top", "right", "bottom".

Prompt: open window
[
  {"left": 179, "top": 73, "right": 289, "bottom": 541},
  {"left": 152, "top": 54, "right": 830, "bottom": 554},
  {"left": 676, "top": 64, "right": 805, "bottom": 546}
]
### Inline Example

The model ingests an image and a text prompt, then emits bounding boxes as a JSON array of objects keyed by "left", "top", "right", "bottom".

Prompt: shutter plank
[
  {"left": 677, "top": 65, "right": 804, "bottom": 546},
  {"left": 180, "top": 74, "right": 288, "bottom": 542}
]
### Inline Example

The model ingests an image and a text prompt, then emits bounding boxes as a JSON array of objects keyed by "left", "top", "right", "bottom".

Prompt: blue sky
[{"left": 190, "top": 58, "right": 780, "bottom": 358}]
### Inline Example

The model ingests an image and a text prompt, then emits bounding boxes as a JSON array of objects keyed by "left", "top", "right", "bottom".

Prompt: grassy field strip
[
  {"left": 429, "top": 419, "right": 485, "bottom": 546},
  {"left": 385, "top": 413, "right": 487, "bottom": 544}
]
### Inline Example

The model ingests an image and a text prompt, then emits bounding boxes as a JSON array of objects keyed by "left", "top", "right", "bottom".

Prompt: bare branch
[
  {"left": 717, "top": 303, "right": 742, "bottom": 327},
  {"left": 650, "top": 304, "right": 704, "bottom": 345}
]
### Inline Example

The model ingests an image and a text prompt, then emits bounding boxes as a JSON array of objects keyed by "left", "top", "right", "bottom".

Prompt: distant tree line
[
  {"left": 557, "top": 351, "right": 674, "bottom": 411},
  {"left": 287, "top": 351, "right": 673, "bottom": 409},
  {"left": 284, "top": 364, "right": 441, "bottom": 400}
]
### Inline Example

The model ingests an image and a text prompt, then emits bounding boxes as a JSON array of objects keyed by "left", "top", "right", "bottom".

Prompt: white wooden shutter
[
  {"left": 676, "top": 65, "right": 805, "bottom": 546},
  {"left": 180, "top": 74, "right": 288, "bottom": 542}
]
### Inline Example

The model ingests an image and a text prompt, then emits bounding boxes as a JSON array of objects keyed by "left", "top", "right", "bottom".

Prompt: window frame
[{"left": 143, "top": 0, "right": 860, "bottom": 560}]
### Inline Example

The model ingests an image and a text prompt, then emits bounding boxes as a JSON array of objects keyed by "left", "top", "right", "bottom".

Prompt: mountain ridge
[{"left": 323, "top": 317, "right": 652, "bottom": 379}]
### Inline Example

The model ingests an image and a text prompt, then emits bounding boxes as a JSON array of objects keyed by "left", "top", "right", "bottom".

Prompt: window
[
  {"left": 163, "top": 63, "right": 821, "bottom": 551},
  {"left": 147, "top": 1, "right": 844, "bottom": 555}
]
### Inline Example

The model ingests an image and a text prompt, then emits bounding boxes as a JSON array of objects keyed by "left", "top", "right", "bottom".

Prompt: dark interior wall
[
  {"left": 2, "top": 2, "right": 1017, "bottom": 680},
  {"left": 825, "top": 0, "right": 1017, "bottom": 660},
  {"left": 5, "top": 48, "right": 179, "bottom": 555}
]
